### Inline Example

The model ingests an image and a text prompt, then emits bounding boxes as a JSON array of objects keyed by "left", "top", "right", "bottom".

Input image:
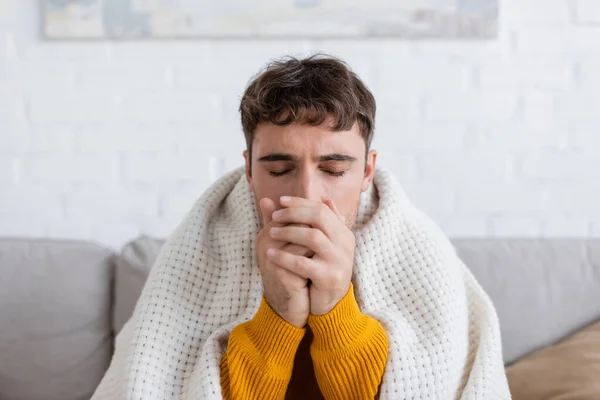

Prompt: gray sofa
[{"left": 1, "top": 236, "right": 599, "bottom": 400}]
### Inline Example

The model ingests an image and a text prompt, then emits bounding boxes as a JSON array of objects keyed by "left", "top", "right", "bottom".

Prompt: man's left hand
[{"left": 267, "top": 196, "right": 355, "bottom": 316}]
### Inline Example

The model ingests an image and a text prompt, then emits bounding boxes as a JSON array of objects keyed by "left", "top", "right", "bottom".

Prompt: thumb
[
  {"left": 259, "top": 197, "right": 277, "bottom": 227},
  {"left": 325, "top": 199, "right": 344, "bottom": 222}
]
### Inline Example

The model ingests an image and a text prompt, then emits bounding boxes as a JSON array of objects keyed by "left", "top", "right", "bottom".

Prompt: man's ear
[
  {"left": 243, "top": 150, "right": 254, "bottom": 192},
  {"left": 362, "top": 150, "right": 377, "bottom": 192}
]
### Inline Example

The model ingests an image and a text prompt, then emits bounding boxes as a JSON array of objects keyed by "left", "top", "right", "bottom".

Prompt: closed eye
[
  {"left": 268, "top": 170, "right": 291, "bottom": 177},
  {"left": 268, "top": 169, "right": 346, "bottom": 177},
  {"left": 326, "top": 170, "right": 346, "bottom": 177}
]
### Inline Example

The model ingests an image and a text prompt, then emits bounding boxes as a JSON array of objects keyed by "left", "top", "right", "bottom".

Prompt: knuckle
[
  {"left": 314, "top": 268, "right": 328, "bottom": 283},
  {"left": 327, "top": 271, "right": 344, "bottom": 287},
  {"left": 296, "top": 256, "right": 310, "bottom": 270},
  {"left": 317, "top": 204, "right": 328, "bottom": 220},
  {"left": 308, "top": 229, "right": 321, "bottom": 245}
]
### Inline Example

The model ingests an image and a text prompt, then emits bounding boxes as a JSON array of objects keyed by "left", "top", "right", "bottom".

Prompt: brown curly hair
[{"left": 240, "top": 54, "right": 376, "bottom": 164}]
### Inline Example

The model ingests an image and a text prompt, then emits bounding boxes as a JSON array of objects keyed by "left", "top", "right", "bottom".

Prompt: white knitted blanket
[{"left": 93, "top": 167, "right": 511, "bottom": 399}]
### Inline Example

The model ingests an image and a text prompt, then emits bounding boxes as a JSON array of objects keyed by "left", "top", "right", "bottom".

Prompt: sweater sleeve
[
  {"left": 220, "top": 297, "right": 306, "bottom": 400},
  {"left": 307, "top": 284, "right": 389, "bottom": 400}
]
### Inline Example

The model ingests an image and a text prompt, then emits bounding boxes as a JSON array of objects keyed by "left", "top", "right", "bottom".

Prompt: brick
[
  {"left": 515, "top": 28, "right": 570, "bottom": 55},
  {"left": 161, "top": 186, "right": 209, "bottom": 219},
  {"left": 372, "top": 94, "right": 421, "bottom": 124},
  {"left": 477, "top": 59, "right": 572, "bottom": 90},
  {"left": 134, "top": 217, "right": 180, "bottom": 240},
  {"left": 121, "top": 94, "right": 220, "bottom": 122},
  {"left": 399, "top": 122, "right": 469, "bottom": 150},
  {"left": 122, "top": 155, "right": 210, "bottom": 182},
  {"left": 89, "top": 220, "right": 142, "bottom": 250},
  {"left": 64, "top": 188, "right": 160, "bottom": 219},
  {"left": 438, "top": 216, "right": 489, "bottom": 237},
  {"left": 0, "top": 95, "right": 25, "bottom": 122},
  {"left": 424, "top": 90, "right": 518, "bottom": 122},
  {"left": 0, "top": 215, "right": 47, "bottom": 237},
  {"left": 18, "top": 41, "right": 111, "bottom": 62},
  {"left": 521, "top": 150, "right": 600, "bottom": 180},
  {"left": 542, "top": 216, "right": 591, "bottom": 237},
  {"left": 29, "top": 94, "right": 118, "bottom": 123},
  {"left": 455, "top": 183, "right": 549, "bottom": 213},
  {"left": 570, "top": 27, "right": 600, "bottom": 52},
  {"left": 29, "top": 125, "right": 74, "bottom": 153},
  {"left": 210, "top": 41, "right": 310, "bottom": 64},
  {"left": 520, "top": 89, "right": 557, "bottom": 131},
  {"left": 556, "top": 91, "right": 600, "bottom": 121},
  {"left": 75, "top": 123, "right": 177, "bottom": 153},
  {"left": 374, "top": 152, "right": 417, "bottom": 184},
  {"left": 174, "top": 130, "right": 246, "bottom": 178},
  {"left": 21, "top": 155, "right": 119, "bottom": 183},
  {"left": 0, "top": 62, "right": 75, "bottom": 94},
  {"left": 545, "top": 185, "right": 600, "bottom": 212},
  {"left": 309, "top": 42, "right": 411, "bottom": 90},
  {"left": 375, "top": 59, "right": 471, "bottom": 93},
  {"left": 2, "top": 34, "right": 17, "bottom": 61},
  {"left": 574, "top": 0, "right": 600, "bottom": 24},
  {"left": 110, "top": 42, "right": 212, "bottom": 61},
  {"left": 505, "top": 0, "right": 571, "bottom": 26},
  {"left": 310, "top": 41, "right": 410, "bottom": 60},
  {"left": 417, "top": 151, "right": 513, "bottom": 181},
  {"left": 591, "top": 220, "right": 600, "bottom": 236},
  {"left": 0, "top": 36, "right": 9, "bottom": 61},
  {"left": 488, "top": 216, "right": 541, "bottom": 237},
  {"left": 517, "top": 27, "right": 600, "bottom": 55},
  {"left": 570, "top": 128, "right": 600, "bottom": 148},
  {"left": 577, "top": 61, "right": 600, "bottom": 88},
  {"left": 207, "top": 154, "right": 229, "bottom": 183},
  {"left": 472, "top": 122, "right": 569, "bottom": 150},
  {"left": 402, "top": 183, "right": 454, "bottom": 215},
  {"left": 40, "top": 219, "right": 94, "bottom": 242},
  {"left": 0, "top": 157, "right": 17, "bottom": 182},
  {"left": 76, "top": 64, "right": 169, "bottom": 91},
  {"left": 0, "top": 187, "right": 64, "bottom": 219},
  {"left": 373, "top": 119, "right": 418, "bottom": 146},
  {"left": 409, "top": 37, "right": 512, "bottom": 60},
  {"left": 171, "top": 123, "right": 245, "bottom": 153},
  {"left": 174, "top": 61, "right": 267, "bottom": 92},
  {"left": 0, "top": 122, "right": 29, "bottom": 153}
]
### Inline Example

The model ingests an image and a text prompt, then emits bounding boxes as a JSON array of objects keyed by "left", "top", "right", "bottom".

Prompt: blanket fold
[{"left": 92, "top": 167, "right": 510, "bottom": 399}]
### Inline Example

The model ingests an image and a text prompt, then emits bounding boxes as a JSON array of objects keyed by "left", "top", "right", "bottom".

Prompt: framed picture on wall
[{"left": 42, "top": 0, "right": 498, "bottom": 39}]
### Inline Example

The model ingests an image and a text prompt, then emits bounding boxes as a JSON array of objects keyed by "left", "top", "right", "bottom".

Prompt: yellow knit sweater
[{"left": 220, "top": 284, "right": 389, "bottom": 399}]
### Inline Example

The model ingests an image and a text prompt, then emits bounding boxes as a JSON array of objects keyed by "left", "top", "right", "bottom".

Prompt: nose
[{"left": 294, "top": 168, "right": 322, "bottom": 202}]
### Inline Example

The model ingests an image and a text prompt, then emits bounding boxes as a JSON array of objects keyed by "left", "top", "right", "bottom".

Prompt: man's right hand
[{"left": 256, "top": 197, "right": 311, "bottom": 329}]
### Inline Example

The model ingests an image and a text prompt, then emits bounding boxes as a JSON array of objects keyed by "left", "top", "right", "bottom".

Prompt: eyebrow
[{"left": 257, "top": 153, "right": 357, "bottom": 162}]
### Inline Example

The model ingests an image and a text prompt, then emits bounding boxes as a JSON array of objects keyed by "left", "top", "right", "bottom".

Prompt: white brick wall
[{"left": 1, "top": 0, "right": 600, "bottom": 249}]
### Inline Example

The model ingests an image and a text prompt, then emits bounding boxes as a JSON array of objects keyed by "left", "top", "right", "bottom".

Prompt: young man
[{"left": 93, "top": 55, "right": 510, "bottom": 399}]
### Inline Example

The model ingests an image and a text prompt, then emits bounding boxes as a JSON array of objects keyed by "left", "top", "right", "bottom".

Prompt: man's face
[{"left": 244, "top": 117, "right": 377, "bottom": 229}]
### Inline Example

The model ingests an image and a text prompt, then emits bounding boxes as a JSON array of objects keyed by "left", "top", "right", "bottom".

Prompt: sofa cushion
[
  {"left": 453, "top": 239, "right": 600, "bottom": 364},
  {"left": 112, "top": 235, "right": 164, "bottom": 335},
  {"left": 0, "top": 238, "right": 114, "bottom": 400},
  {"left": 506, "top": 319, "right": 600, "bottom": 399}
]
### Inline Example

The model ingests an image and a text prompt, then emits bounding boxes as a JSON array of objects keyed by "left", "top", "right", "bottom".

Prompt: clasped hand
[{"left": 256, "top": 196, "right": 355, "bottom": 328}]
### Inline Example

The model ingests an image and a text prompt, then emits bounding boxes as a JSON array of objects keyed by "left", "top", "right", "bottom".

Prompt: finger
[
  {"left": 324, "top": 199, "right": 345, "bottom": 223},
  {"left": 280, "top": 196, "right": 344, "bottom": 223},
  {"left": 266, "top": 248, "right": 318, "bottom": 280},
  {"left": 279, "top": 196, "right": 317, "bottom": 209},
  {"left": 270, "top": 226, "right": 330, "bottom": 256},
  {"left": 265, "top": 259, "right": 308, "bottom": 284},
  {"left": 283, "top": 242, "right": 315, "bottom": 258},
  {"left": 259, "top": 197, "right": 277, "bottom": 227},
  {"left": 272, "top": 205, "right": 338, "bottom": 239},
  {"left": 284, "top": 224, "right": 315, "bottom": 257}
]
